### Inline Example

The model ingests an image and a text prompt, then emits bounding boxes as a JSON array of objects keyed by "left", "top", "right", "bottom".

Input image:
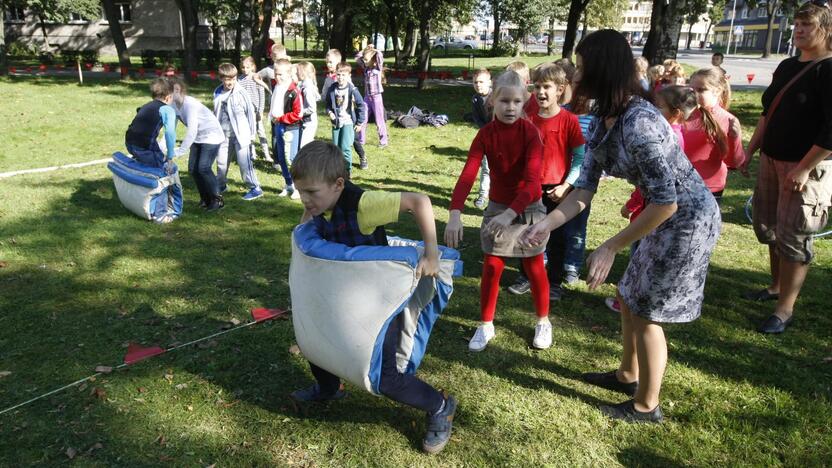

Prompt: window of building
[
  {"left": 115, "top": 2, "right": 131, "bottom": 22},
  {"left": 741, "top": 7, "right": 748, "bottom": 19},
  {"left": 69, "top": 12, "right": 89, "bottom": 23},
  {"left": 5, "top": 6, "right": 26, "bottom": 22}
]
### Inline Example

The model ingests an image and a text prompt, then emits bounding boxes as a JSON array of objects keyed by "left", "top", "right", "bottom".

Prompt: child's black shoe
[
  {"left": 422, "top": 394, "right": 457, "bottom": 454},
  {"left": 206, "top": 195, "right": 224, "bottom": 212},
  {"left": 599, "top": 399, "right": 663, "bottom": 423},
  {"left": 582, "top": 370, "right": 637, "bottom": 396},
  {"left": 290, "top": 384, "right": 347, "bottom": 403}
]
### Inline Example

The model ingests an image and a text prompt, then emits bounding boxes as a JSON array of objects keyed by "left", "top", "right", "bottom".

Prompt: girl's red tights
[{"left": 480, "top": 253, "right": 549, "bottom": 322}]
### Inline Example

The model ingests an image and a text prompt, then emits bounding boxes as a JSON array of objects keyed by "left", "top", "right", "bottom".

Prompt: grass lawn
[{"left": 0, "top": 77, "right": 830, "bottom": 466}]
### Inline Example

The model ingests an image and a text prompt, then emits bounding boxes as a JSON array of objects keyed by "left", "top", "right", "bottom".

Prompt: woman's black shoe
[
  {"left": 599, "top": 399, "right": 663, "bottom": 423},
  {"left": 758, "top": 314, "right": 793, "bottom": 334},
  {"left": 582, "top": 370, "right": 638, "bottom": 396}
]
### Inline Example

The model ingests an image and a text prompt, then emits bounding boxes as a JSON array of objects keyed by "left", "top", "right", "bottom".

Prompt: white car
[{"left": 433, "top": 37, "right": 477, "bottom": 50}]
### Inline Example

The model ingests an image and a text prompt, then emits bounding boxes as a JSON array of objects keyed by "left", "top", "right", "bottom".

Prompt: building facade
[{"left": 712, "top": 1, "right": 789, "bottom": 53}]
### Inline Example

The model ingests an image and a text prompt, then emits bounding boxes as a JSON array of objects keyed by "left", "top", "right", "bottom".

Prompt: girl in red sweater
[
  {"left": 682, "top": 68, "right": 746, "bottom": 201},
  {"left": 444, "top": 71, "right": 551, "bottom": 352}
]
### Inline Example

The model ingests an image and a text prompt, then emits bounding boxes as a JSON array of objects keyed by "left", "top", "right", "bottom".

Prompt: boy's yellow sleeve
[{"left": 358, "top": 191, "right": 401, "bottom": 235}]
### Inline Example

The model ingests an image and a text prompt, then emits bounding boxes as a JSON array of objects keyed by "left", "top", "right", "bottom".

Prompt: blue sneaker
[
  {"left": 422, "top": 394, "right": 457, "bottom": 454},
  {"left": 242, "top": 187, "right": 264, "bottom": 201}
]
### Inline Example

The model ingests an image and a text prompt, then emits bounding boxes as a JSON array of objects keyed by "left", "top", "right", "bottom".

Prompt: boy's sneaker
[
  {"left": 359, "top": 158, "right": 369, "bottom": 170},
  {"left": 474, "top": 196, "right": 487, "bottom": 210},
  {"left": 563, "top": 270, "right": 580, "bottom": 285},
  {"left": 278, "top": 188, "right": 290, "bottom": 197},
  {"left": 219, "top": 185, "right": 228, "bottom": 194},
  {"left": 290, "top": 384, "right": 348, "bottom": 403},
  {"left": 206, "top": 196, "right": 224, "bottom": 212},
  {"left": 549, "top": 284, "right": 563, "bottom": 302},
  {"left": 605, "top": 297, "right": 622, "bottom": 313},
  {"left": 468, "top": 323, "right": 495, "bottom": 352},
  {"left": 290, "top": 189, "right": 301, "bottom": 199},
  {"left": 242, "top": 187, "right": 264, "bottom": 201},
  {"left": 532, "top": 320, "right": 552, "bottom": 349},
  {"left": 422, "top": 394, "right": 458, "bottom": 454},
  {"left": 508, "top": 277, "right": 531, "bottom": 295}
]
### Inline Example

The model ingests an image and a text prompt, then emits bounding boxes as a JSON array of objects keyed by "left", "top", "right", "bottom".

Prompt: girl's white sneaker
[{"left": 469, "top": 323, "right": 495, "bottom": 352}]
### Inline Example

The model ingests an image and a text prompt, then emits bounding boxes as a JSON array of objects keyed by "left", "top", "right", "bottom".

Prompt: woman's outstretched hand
[
  {"left": 520, "top": 219, "right": 552, "bottom": 248},
  {"left": 585, "top": 242, "right": 616, "bottom": 290}
]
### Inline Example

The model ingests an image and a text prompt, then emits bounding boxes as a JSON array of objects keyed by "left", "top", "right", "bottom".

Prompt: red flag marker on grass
[
  {"left": 251, "top": 307, "right": 287, "bottom": 323},
  {"left": 124, "top": 343, "right": 166, "bottom": 365}
]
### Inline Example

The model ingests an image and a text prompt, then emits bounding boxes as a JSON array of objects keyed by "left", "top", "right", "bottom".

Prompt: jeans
[
  {"left": 478, "top": 157, "right": 490, "bottom": 198},
  {"left": 187, "top": 142, "right": 221, "bottom": 201},
  {"left": 562, "top": 203, "right": 591, "bottom": 275},
  {"left": 126, "top": 143, "right": 165, "bottom": 168},
  {"left": 217, "top": 135, "right": 260, "bottom": 190},
  {"left": 308, "top": 312, "right": 444, "bottom": 414},
  {"left": 253, "top": 116, "right": 271, "bottom": 160},
  {"left": 273, "top": 123, "right": 300, "bottom": 186},
  {"left": 332, "top": 123, "right": 355, "bottom": 172}
]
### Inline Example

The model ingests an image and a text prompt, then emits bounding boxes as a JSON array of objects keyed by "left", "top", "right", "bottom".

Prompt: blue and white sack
[
  {"left": 108, "top": 152, "right": 183, "bottom": 223},
  {"left": 289, "top": 222, "right": 463, "bottom": 395}
]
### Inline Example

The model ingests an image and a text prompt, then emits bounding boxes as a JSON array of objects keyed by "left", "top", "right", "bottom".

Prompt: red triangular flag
[
  {"left": 251, "top": 308, "right": 287, "bottom": 323},
  {"left": 124, "top": 342, "right": 166, "bottom": 365}
]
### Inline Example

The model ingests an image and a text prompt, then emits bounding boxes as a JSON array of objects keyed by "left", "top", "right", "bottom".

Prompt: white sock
[{"left": 537, "top": 316, "right": 550, "bottom": 325}]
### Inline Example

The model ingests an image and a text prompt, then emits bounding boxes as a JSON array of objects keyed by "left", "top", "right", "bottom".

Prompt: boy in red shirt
[
  {"left": 270, "top": 58, "right": 303, "bottom": 198},
  {"left": 508, "top": 63, "right": 585, "bottom": 301}
]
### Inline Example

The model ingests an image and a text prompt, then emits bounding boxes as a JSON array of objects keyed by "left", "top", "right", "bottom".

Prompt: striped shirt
[{"left": 238, "top": 75, "right": 266, "bottom": 115}]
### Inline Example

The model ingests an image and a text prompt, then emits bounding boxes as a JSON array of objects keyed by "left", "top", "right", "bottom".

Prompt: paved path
[{"left": 675, "top": 49, "right": 782, "bottom": 88}]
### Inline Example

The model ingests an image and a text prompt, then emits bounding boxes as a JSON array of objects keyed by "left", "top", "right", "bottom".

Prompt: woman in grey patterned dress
[{"left": 521, "top": 30, "right": 721, "bottom": 423}]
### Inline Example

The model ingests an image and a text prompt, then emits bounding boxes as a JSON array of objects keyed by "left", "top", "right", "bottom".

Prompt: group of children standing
[{"left": 125, "top": 42, "right": 389, "bottom": 213}]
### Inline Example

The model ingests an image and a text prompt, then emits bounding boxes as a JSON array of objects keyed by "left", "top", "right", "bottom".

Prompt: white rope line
[
  {"left": 0, "top": 319, "right": 265, "bottom": 416},
  {"left": 0, "top": 158, "right": 110, "bottom": 180}
]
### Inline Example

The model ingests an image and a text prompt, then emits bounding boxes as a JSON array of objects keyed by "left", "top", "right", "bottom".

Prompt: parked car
[{"left": 433, "top": 36, "right": 477, "bottom": 50}]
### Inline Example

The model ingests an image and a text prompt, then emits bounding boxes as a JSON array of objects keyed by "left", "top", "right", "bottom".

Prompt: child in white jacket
[{"left": 213, "top": 63, "right": 263, "bottom": 200}]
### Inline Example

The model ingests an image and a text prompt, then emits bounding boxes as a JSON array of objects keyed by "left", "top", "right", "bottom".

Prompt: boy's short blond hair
[
  {"left": 336, "top": 62, "right": 352, "bottom": 73},
  {"left": 505, "top": 61, "right": 530, "bottom": 84},
  {"left": 326, "top": 48, "right": 342, "bottom": 61},
  {"left": 271, "top": 44, "right": 288, "bottom": 58},
  {"left": 532, "top": 63, "right": 567, "bottom": 86},
  {"left": 218, "top": 62, "right": 237, "bottom": 78},
  {"left": 290, "top": 141, "right": 348, "bottom": 184},
  {"left": 275, "top": 58, "right": 292, "bottom": 71},
  {"left": 150, "top": 78, "right": 173, "bottom": 99}
]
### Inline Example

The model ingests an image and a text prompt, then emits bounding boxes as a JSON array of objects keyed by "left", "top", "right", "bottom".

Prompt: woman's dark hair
[{"left": 574, "top": 29, "right": 646, "bottom": 118}]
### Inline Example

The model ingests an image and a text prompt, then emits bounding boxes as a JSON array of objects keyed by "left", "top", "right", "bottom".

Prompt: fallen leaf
[
  {"left": 0, "top": 261, "right": 7, "bottom": 268},
  {"left": 164, "top": 373, "right": 174, "bottom": 382},
  {"left": 91, "top": 387, "right": 106, "bottom": 399},
  {"left": 94, "top": 366, "right": 113, "bottom": 374},
  {"left": 230, "top": 318, "right": 241, "bottom": 326},
  {"left": 823, "top": 356, "right": 832, "bottom": 363},
  {"left": 590, "top": 325, "right": 604, "bottom": 332},
  {"left": 186, "top": 405, "right": 194, "bottom": 411},
  {"left": 175, "top": 383, "right": 187, "bottom": 390},
  {"left": 288, "top": 344, "right": 301, "bottom": 356},
  {"left": 137, "top": 387, "right": 147, "bottom": 393},
  {"left": 0, "top": 371, "right": 11, "bottom": 378},
  {"left": 86, "top": 442, "right": 103, "bottom": 454},
  {"left": 155, "top": 434, "right": 167, "bottom": 447},
  {"left": 65, "top": 447, "right": 77, "bottom": 459},
  {"left": 78, "top": 383, "right": 89, "bottom": 392}
]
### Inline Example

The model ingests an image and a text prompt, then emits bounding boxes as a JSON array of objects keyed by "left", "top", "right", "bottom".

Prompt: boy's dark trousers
[{"left": 308, "top": 312, "right": 444, "bottom": 414}]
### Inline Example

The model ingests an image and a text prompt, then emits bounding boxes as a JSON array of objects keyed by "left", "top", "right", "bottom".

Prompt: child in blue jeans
[
  {"left": 270, "top": 58, "right": 303, "bottom": 199},
  {"left": 289, "top": 141, "right": 457, "bottom": 454},
  {"left": 325, "top": 62, "right": 366, "bottom": 174}
]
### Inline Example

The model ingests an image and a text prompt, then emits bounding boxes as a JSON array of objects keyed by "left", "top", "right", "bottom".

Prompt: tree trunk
[
  {"left": 416, "top": 1, "right": 432, "bottom": 89},
  {"left": 253, "top": 0, "right": 273, "bottom": 67},
  {"left": 387, "top": 10, "right": 397, "bottom": 56},
  {"left": 492, "top": 0, "right": 501, "bottom": 51},
  {"left": 562, "top": 0, "right": 590, "bottom": 61},
  {"left": 703, "top": 22, "right": 712, "bottom": 48},
  {"left": 302, "top": 0, "right": 308, "bottom": 56},
  {"left": 250, "top": 0, "right": 261, "bottom": 62},
  {"left": 0, "top": 8, "right": 7, "bottom": 72},
  {"left": 643, "top": 0, "right": 687, "bottom": 65},
  {"left": 547, "top": 15, "right": 555, "bottom": 56},
  {"left": 280, "top": 0, "right": 286, "bottom": 45},
  {"left": 212, "top": 21, "right": 221, "bottom": 52},
  {"left": 685, "top": 21, "right": 694, "bottom": 49},
  {"left": 330, "top": 0, "right": 353, "bottom": 54},
  {"left": 174, "top": 0, "right": 200, "bottom": 81},
  {"left": 398, "top": 19, "right": 416, "bottom": 67},
  {"left": 37, "top": 14, "right": 50, "bottom": 50},
  {"left": 102, "top": 0, "right": 131, "bottom": 75},
  {"left": 580, "top": 12, "right": 588, "bottom": 45},
  {"left": 762, "top": 3, "right": 777, "bottom": 58},
  {"left": 233, "top": 0, "right": 246, "bottom": 66}
]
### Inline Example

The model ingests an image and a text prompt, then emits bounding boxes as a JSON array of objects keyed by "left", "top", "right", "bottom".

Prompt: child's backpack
[{"left": 394, "top": 114, "right": 420, "bottom": 129}]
